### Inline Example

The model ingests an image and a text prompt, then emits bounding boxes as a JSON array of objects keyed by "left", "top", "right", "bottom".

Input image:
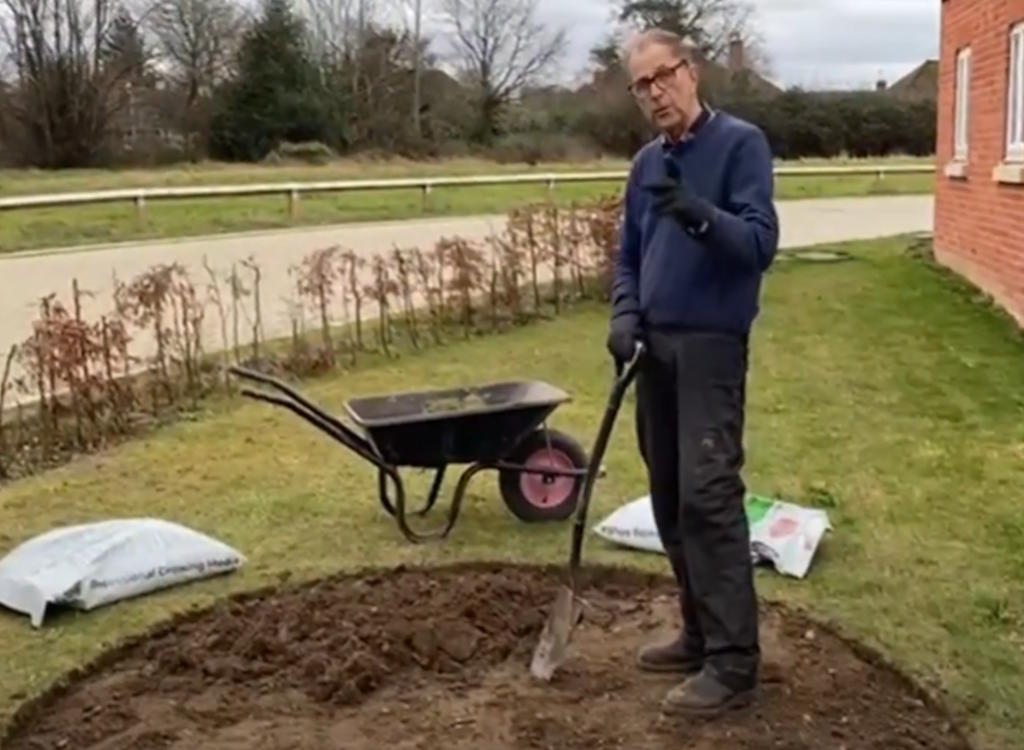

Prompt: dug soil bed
[{"left": 4, "top": 563, "right": 970, "bottom": 750}]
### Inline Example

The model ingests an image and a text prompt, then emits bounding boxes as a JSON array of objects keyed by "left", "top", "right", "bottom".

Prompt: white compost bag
[
  {"left": 593, "top": 493, "right": 831, "bottom": 579},
  {"left": 0, "top": 519, "right": 246, "bottom": 627}
]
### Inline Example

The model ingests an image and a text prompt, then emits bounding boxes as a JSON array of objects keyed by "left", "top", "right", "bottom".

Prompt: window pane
[
  {"left": 1016, "top": 31, "right": 1024, "bottom": 144},
  {"left": 955, "top": 50, "right": 970, "bottom": 156},
  {"left": 1011, "top": 33, "right": 1019, "bottom": 145}
]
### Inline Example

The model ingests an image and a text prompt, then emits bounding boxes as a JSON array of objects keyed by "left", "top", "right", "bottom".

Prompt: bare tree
[
  {"left": 438, "top": 0, "right": 565, "bottom": 141},
  {"left": 300, "top": 0, "right": 383, "bottom": 82},
  {"left": 410, "top": 0, "right": 422, "bottom": 137},
  {"left": 0, "top": 0, "right": 155, "bottom": 166},
  {"left": 385, "top": 0, "right": 425, "bottom": 137},
  {"left": 147, "top": 0, "right": 242, "bottom": 157},
  {"left": 0, "top": 79, "right": 13, "bottom": 162},
  {"left": 299, "top": 0, "right": 430, "bottom": 148},
  {"left": 300, "top": 0, "right": 358, "bottom": 67},
  {"left": 300, "top": 0, "right": 369, "bottom": 137}
]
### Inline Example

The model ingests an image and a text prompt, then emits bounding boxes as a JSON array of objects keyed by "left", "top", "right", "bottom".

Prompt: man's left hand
[{"left": 645, "top": 169, "right": 715, "bottom": 235}]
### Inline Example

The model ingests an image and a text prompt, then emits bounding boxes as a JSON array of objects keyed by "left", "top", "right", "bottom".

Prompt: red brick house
[{"left": 935, "top": 0, "right": 1024, "bottom": 325}]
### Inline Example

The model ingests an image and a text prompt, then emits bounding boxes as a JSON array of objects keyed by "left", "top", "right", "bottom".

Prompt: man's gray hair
[{"left": 622, "top": 28, "right": 700, "bottom": 66}]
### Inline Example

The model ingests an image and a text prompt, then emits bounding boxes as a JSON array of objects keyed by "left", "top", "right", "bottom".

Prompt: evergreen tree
[{"left": 209, "top": 0, "right": 341, "bottom": 161}]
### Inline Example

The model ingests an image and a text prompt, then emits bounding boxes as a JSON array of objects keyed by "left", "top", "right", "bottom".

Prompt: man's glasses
[{"left": 628, "top": 59, "right": 689, "bottom": 98}]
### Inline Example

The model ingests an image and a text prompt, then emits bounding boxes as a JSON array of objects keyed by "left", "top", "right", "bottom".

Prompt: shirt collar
[{"left": 660, "top": 105, "right": 715, "bottom": 147}]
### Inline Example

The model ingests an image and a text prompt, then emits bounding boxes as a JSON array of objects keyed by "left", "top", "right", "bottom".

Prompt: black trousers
[{"left": 635, "top": 328, "right": 759, "bottom": 688}]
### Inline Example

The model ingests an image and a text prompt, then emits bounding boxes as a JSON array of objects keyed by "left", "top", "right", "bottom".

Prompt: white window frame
[
  {"left": 1006, "top": 22, "right": 1024, "bottom": 162},
  {"left": 954, "top": 46, "right": 971, "bottom": 161}
]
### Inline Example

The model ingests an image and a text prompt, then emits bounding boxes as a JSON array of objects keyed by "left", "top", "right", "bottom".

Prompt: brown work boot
[
  {"left": 660, "top": 667, "right": 756, "bottom": 717},
  {"left": 636, "top": 634, "right": 704, "bottom": 674}
]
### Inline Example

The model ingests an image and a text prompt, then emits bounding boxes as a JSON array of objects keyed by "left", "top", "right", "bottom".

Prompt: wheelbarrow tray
[
  {"left": 228, "top": 365, "right": 587, "bottom": 544},
  {"left": 345, "top": 380, "right": 571, "bottom": 467}
]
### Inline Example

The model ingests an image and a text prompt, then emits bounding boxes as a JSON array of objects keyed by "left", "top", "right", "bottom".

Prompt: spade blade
[{"left": 529, "top": 586, "right": 583, "bottom": 681}]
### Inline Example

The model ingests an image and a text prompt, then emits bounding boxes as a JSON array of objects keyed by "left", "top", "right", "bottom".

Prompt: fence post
[
  {"left": 421, "top": 182, "right": 432, "bottom": 212},
  {"left": 133, "top": 194, "right": 146, "bottom": 224},
  {"left": 288, "top": 188, "right": 301, "bottom": 219}
]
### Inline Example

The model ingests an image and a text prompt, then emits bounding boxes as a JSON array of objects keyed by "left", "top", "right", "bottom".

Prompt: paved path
[{"left": 0, "top": 195, "right": 933, "bottom": 391}]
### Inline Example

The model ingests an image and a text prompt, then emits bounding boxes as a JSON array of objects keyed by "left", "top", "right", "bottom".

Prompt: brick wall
[{"left": 935, "top": 0, "right": 1024, "bottom": 326}]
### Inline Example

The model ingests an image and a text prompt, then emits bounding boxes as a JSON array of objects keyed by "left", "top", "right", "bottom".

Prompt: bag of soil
[
  {"left": 593, "top": 493, "right": 831, "bottom": 579},
  {"left": 0, "top": 519, "right": 246, "bottom": 627}
]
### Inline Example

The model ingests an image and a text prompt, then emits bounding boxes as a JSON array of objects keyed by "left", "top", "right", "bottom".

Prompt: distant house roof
[
  {"left": 573, "top": 34, "right": 781, "bottom": 101},
  {"left": 884, "top": 60, "right": 938, "bottom": 100},
  {"left": 695, "top": 36, "right": 783, "bottom": 99},
  {"left": 700, "top": 60, "right": 783, "bottom": 98},
  {"left": 421, "top": 68, "right": 463, "bottom": 95}
]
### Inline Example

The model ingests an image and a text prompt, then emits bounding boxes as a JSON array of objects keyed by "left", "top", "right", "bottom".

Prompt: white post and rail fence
[{"left": 0, "top": 164, "right": 935, "bottom": 223}]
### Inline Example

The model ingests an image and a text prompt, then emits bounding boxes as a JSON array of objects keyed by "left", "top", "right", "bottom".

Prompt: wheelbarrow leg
[
  {"left": 422, "top": 467, "right": 447, "bottom": 516},
  {"left": 378, "top": 466, "right": 447, "bottom": 518},
  {"left": 377, "top": 469, "right": 397, "bottom": 516},
  {"left": 393, "top": 463, "right": 484, "bottom": 543}
]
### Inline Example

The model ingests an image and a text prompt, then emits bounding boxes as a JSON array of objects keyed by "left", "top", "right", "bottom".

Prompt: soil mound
[{"left": 3, "top": 563, "right": 970, "bottom": 750}]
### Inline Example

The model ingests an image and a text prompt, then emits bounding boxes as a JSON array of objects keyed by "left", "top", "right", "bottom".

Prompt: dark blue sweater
[{"left": 611, "top": 110, "right": 779, "bottom": 337}]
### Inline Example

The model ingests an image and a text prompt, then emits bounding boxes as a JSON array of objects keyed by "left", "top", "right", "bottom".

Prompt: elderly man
[{"left": 607, "top": 28, "right": 779, "bottom": 716}]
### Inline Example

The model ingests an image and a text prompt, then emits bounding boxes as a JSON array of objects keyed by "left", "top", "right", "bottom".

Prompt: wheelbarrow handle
[
  {"left": 228, "top": 365, "right": 346, "bottom": 434},
  {"left": 227, "top": 365, "right": 379, "bottom": 464}
]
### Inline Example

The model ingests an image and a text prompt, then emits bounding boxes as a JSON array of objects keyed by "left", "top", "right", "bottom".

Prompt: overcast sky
[{"left": 537, "top": 0, "right": 940, "bottom": 90}]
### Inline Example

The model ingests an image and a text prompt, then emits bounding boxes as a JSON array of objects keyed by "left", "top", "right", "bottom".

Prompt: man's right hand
[{"left": 607, "top": 312, "right": 641, "bottom": 365}]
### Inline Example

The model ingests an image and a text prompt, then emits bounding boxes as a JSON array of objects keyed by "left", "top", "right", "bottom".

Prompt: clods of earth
[{"left": 3, "top": 564, "right": 971, "bottom": 749}]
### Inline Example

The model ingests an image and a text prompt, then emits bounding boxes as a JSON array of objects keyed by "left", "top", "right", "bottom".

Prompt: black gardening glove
[
  {"left": 645, "top": 155, "right": 715, "bottom": 235},
  {"left": 607, "top": 312, "right": 641, "bottom": 366}
]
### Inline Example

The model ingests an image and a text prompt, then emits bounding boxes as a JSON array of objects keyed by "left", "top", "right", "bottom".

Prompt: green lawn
[
  {"left": 2, "top": 234, "right": 1020, "bottom": 750},
  {"left": 0, "top": 157, "right": 935, "bottom": 253}
]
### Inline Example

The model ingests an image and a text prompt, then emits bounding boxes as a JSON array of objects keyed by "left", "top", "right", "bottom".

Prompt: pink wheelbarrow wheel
[{"left": 498, "top": 428, "right": 588, "bottom": 522}]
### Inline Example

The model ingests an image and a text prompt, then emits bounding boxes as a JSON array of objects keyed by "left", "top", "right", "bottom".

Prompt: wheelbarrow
[{"left": 228, "top": 365, "right": 591, "bottom": 543}]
